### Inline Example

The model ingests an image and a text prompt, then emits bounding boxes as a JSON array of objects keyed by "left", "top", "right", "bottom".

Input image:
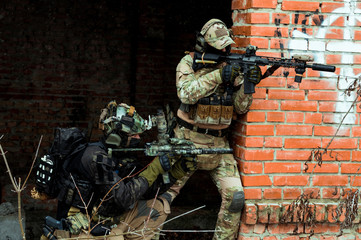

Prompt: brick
[
  {"left": 276, "top": 125, "right": 313, "bottom": 136},
  {"left": 320, "top": 2, "right": 344, "bottom": 13},
  {"left": 269, "top": 89, "right": 305, "bottom": 100},
  {"left": 354, "top": 151, "right": 361, "bottom": 162},
  {"left": 232, "top": 0, "right": 248, "bottom": 10},
  {"left": 264, "top": 188, "right": 282, "bottom": 199},
  {"left": 250, "top": 0, "right": 277, "bottom": 8},
  {"left": 292, "top": 13, "right": 309, "bottom": 25},
  {"left": 244, "top": 125, "right": 275, "bottom": 136},
  {"left": 273, "top": 13, "right": 290, "bottom": 25},
  {"left": 341, "top": 163, "right": 361, "bottom": 174},
  {"left": 270, "top": 39, "right": 289, "bottom": 49},
  {"left": 263, "top": 237, "right": 279, "bottom": 240},
  {"left": 305, "top": 113, "right": 322, "bottom": 124},
  {"left": 253, "top": 223, "right": 266, "bottom": 234},
  {"left": 239, "top": 223, "right": 254, "bottom": 234},
  {"left": 276, "top": 150, "right": 311, "bottom": 161},
  {"left": 326, "top": 205, "right": 338, "bottom": 223},
  {"left": 304, "top": 163, "right": 339, "bottom": 173},
  {"left": 352, "top": 126, "right": 361, "bottom": 137},
  {"left": 299, "top": 79, "right": 336, "bottom": 90},
  {"left": 286, "top": 112, "right": 304, "bottom": 123},
  {"left": 303, "top": 188, "right": 320, "bottom": 199},
  {"left": 322, "top": 188, "right": 341, "bottom": 199},
  {"left": 240, "top": 162, "right": 263, "bottom": 174},
  {"left": 323, "top": 113, "right": 357, "bottom": 125},
  {"left": 307, "top": 91, "right": 339, "bottom": 101},
  {"left": 283, "top": 188, "right": 303, "bottom": 200},
  {"left": 249, "top": 99, "right": 279, "bottom": 110},
  {"left": 350, "top": 176, "right": 361, "bottom": 186},
  {"left": 265, "top": 137, "right": 283, "bottom": 148},
  {"left": 267, "top": 112, "right": 285, "bottom": 122},
  {"left": 242, "top": 203, "right": 257, "bottom": 224},
  {"left": 284, "top": 138, "right": 321, "bottom": 149},
  {"left": 240, "top": 136, "right": 264, "bottom": 148},
  {"left": 322, "top": 150, "right": 350, "bottom": 161},
  {"left": 313, "top": 176, "right": 348, "bottom": 186},
  {"left": 268, "top": 223, "right": 298, "bottom": 234},
  {"left": 258, "top": 77, "right": 287, "bottom": 88},
  {"left": 282, "top": 1, "right": 319, "bottom": 11},
  {"left": 257, "top": 204, "right": 270, "bottom": 223},
  {"left": 245, "top": 111, "right": 266, "bottom": 122},
  {"left": 321, "top": 138, "right": 357, "bottom": 149},
  {"left": 274, "top": 176, "right": 309, "bottom": 186},
  {"left": 243, "top": 12, "right": 270, "bottom": 24},
  {"left": 314, "top": 126, "right": 350, "bottom": 137},
  {"left": 242, "top": 149, "right": 274, "bottom": 160},
  {"left": 253, "top": 88, "right": 267, "bottom": 99},
  {"left": 241, "top": 175, "right": 272, "bottom": 186},
  {"left": 264, "top": 162, "right": 301, "bottom": 173},
  {"left": 281, "top": 101, "right": 317, "bottom": 112},
  {"left": 249, "top": 26, "right": 289, "bottom": 37},
  {"left": 244, "top": 188, "right": 262, "bottom": 200}
]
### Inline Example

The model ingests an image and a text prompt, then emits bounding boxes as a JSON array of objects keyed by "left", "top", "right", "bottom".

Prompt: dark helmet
[{"left": 99, "top": 101, "right": 151, "bottom": 147}]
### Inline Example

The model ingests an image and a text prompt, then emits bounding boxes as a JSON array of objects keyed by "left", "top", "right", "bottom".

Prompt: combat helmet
[
  {"left": 195, "top": 18, "right": 235, "bottom": 53},
  {"left": 99, "top": 101, "right": 151, "bottom": 147}
]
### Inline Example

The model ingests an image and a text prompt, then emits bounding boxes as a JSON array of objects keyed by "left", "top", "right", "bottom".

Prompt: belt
[{"left": 176, "top": 117, "right": 229, "bottom": 137}]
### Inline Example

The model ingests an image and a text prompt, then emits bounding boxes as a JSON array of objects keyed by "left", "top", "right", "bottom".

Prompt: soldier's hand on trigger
[
  {"left": 180, "top": 155, "right": 197, "bottom": 172},
  {"left": 246, "top": 65, "right": 262, "bottom": 85},
  {"left": 220, "top": 64, "right": 241, "bottom": 85},
  {"left": 169, "top": 155, "right": 197, "bottom": 180}
]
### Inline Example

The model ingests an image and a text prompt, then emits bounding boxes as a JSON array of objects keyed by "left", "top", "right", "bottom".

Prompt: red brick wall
[{"left": 232, "top": 0, "right": 361, "bottom": 238}]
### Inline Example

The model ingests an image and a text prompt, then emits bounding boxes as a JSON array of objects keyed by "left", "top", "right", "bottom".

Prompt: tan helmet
[{"left": 200, "top": 19, "right": 235, "bottom": 50}]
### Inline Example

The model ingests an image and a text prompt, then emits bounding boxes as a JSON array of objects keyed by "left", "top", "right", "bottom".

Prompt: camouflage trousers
[
  {"left": 69, "top": 198, "right": 170, "bottom": 240},
  {"left": 165, "top": 125, "right": 244, "bottom": 240}
]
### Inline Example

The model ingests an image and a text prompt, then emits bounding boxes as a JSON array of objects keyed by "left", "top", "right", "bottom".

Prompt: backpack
[{"left": 35, "top": 127, "right": 88, "bottom": 199}]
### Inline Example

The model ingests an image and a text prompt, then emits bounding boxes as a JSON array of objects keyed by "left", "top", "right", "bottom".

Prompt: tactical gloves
[
  {"left": 139, "top": 153, "right": 175, "bottom": 186},
  {"left": 220, "top": 64, "right": 240, "bottom": 85},
  {"left": 139, "top": 154, "right": 197, "bottom": 186},
  {"left": 169, "top": 155, "right": 197, "bottom": 180},
  {"left": 246, "top": 65, "right": 262, "bottom": 85}
]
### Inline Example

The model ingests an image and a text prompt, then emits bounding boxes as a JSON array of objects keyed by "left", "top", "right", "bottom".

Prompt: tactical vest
[{"left": 183, "top": 67, "right": 234, "bottom": 125}]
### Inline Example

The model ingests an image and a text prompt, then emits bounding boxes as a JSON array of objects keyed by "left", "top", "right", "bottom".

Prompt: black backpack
[{"left": 35, "top": 127, "right": 88, "bottom": 199}]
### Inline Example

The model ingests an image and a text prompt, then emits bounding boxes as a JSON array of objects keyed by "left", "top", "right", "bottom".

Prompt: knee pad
[{"left": 228, "top": 191, "right": 245, "bottom": 213}]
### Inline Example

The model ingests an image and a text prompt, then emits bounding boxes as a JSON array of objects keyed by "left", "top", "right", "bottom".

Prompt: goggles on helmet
[{"left": 100, "top": 102, "right": 152, "bottom": 136}]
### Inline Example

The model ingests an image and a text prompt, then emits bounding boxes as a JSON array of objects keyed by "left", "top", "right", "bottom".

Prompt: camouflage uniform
[
  {"left": 69, "top": 198, "right": 170, "bottom": 240},
  {"left": 163, "top": 19, "right": 254, "bottom": 240}
]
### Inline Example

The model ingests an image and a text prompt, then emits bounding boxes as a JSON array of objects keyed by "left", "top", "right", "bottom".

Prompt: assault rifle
[
  {"left": 193, "top": 45, "right": 336, "bottom": 94},
  {"left": 110, "top": 108, "right": 232, "bottom": 183},
  {"left": 110, "top": 108, "right": 233, "bottom": 157}
]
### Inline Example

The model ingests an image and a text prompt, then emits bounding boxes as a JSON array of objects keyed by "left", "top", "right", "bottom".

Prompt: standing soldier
[{"left": 161, "top": 19, "right": 262, "bottom": 239}]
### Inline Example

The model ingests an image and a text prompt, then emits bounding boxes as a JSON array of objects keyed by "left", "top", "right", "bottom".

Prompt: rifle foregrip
[{"left": 311, "top": 64, "right": 335, "bottom": 72}]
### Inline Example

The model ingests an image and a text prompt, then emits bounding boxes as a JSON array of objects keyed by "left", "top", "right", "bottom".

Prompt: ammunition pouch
[{"left": 193, "top": 93, "right": 233, "bottom": 125}]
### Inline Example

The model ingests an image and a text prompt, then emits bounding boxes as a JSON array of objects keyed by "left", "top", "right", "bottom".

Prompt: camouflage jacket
[{"left": 176, "top": 53, "right": 253, "bottom": 114}]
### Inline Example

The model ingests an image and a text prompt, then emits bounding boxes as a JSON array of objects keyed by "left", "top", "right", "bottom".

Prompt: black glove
[
  {"left": 169, "top": 155, "right": 197, "bottom": 180},
  {"left": 220, "top": 64, "right": 240, "bottom": 85},
  {"left": 246, "top": 65, "right": 262, "bottom": 85}
]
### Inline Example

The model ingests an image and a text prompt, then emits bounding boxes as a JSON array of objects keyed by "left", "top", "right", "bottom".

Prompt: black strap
[
  {"left": 176, "top": 117, "right": 228, "bottom": 137},
  {"left": 262, "top": 65, "right": 280, "bottom": 79},
  {"left": 96, "top": 155, "right": 104, "bottom": 181}
]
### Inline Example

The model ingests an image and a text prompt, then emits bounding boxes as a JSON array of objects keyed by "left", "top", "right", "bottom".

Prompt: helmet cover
[
  {"left": 201, "top": 19, "right": 235, "bottom": 50},
  {"left": 100, "top": 101, "right": 151, "bottom": 136}
]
